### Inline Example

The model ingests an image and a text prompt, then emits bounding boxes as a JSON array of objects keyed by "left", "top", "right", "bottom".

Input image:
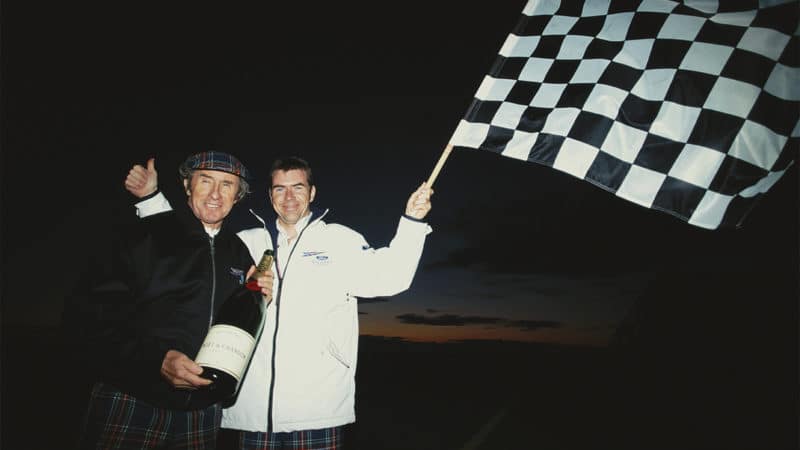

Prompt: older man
[{"left": 70, "top": 151, "right": 273, "bottom": 450}]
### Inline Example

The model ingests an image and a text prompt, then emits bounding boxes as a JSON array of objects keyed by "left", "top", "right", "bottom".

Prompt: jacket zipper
[
  {"left": 184, "top": 234, "right": 218, "bottom": 410},
  {"left": 265, "top": 279, "right": 282, "bottom": 435},
  {"left": 266, "top": 210, "right": 328, "bottom": 434},
  {"left": 208, "top": 235, "right": 216, "bottom": 328}
]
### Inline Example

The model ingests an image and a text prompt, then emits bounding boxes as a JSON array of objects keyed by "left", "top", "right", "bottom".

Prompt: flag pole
[{"left": 426, "top": 143, "right": 454, "bottom": 188}]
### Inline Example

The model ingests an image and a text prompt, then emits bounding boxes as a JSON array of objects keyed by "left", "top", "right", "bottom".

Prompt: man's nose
[
  {"left": 210, "top": 184, "right": 222, "bottom": 198},
  {"left": 285, "top": 189, "right": 295, "bottom": 200}
]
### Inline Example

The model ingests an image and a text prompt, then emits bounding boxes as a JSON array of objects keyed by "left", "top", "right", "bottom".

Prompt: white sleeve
[
  {"left": 237, "top": 228, "right": 273, "bottom": 265},
  {"left": 135, "top": 192, "right": 173, "bottom": 218},
  {"left": 237, "top": 227, "right": 279, "bottom": 305},
  {"left": 349, "top": 216, "right": 432, "bottom": 298}
]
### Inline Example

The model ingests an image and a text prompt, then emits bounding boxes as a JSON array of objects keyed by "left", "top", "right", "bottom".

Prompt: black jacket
[{"left": 66, "top": 203, "right": 254, "bottom": 410}]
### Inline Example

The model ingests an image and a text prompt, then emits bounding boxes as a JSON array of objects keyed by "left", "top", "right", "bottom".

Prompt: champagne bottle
[{"left": 194, "top": 249, "right": 274, "bottom": 401}]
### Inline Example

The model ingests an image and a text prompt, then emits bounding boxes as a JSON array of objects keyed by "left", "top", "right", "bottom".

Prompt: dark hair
[{"left": 270, "top": 156, "right": 314, "bottom": 187}]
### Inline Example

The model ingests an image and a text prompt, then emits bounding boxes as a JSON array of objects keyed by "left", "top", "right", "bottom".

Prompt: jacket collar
[
  {"left": 173, "top": 200, "right": 235, "bottom": 238},
  {"left": 248, "top": 206, "right": 329, "bottom": 251}
]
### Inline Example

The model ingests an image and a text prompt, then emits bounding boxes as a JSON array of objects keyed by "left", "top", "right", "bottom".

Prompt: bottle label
[{"left": 195, "top": 324, "right": 256, "bottom": 381}]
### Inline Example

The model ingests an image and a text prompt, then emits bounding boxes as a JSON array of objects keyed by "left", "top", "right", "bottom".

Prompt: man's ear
[
  {"left": 183, "top": 179, "right": 191, "bottom": 196},
  {"left": 310, "top": 186, "right": 316, "bottom": 203}
]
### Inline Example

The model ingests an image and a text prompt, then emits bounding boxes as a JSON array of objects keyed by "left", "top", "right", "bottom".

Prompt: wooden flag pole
[{"left": 426, "top": 143, "right": 454, "bottom": 188}]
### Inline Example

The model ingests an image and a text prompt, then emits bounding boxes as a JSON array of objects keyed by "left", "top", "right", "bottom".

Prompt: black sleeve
[{"left": 61, "top": 217, "right": 176, "bottom": 385}]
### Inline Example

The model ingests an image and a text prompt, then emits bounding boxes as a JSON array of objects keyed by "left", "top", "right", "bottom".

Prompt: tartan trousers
[
  {"left": 217, "top": 427, "right": 343, "bottom": 450},
  {"left": 78, "top": 382, "right": 222, "bottom": 450}
]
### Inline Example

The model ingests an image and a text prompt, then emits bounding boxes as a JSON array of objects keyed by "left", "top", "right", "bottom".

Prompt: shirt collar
[{"left": 275, "top": 211, "right": 313, "bottom": 240}]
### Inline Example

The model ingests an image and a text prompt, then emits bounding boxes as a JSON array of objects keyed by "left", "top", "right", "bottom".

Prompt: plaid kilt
[
  {"left": 78, "top": 382, "right": 222, "bottom": 450},
  {"left": 220, "top": 427, "right": 343, "bottom": 450}
]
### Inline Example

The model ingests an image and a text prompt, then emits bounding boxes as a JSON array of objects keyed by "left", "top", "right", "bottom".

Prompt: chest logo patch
[
  {"left": 302, "top": 251, "right": 331, "bottom": 265},
  {"left": 229, "top": 267, "right": 246, "bottom": 284}
]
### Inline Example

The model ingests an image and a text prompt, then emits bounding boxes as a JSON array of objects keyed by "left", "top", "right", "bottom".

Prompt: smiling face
[
  {"left": 184, "top": 169, "right": 241, "bottom": 230},
  {"left": 269, "top": 169, "right": 316, "bottom": 233}
]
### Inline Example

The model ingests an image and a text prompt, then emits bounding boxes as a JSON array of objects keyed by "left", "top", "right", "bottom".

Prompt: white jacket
[{"left": 136, "top": 193, "right": 431, "bottom": 432}]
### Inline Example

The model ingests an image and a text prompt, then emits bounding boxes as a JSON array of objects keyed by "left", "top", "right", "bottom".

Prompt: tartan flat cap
[{"left": 180, "top": 151, "right": 251, "bottom": 181}]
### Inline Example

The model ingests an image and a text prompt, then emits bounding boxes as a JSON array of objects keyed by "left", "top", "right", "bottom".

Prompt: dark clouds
[
  {"left": 357, "top": 298, "right": 390, "bottom": 305},
  {"left": 396, "top": 313, "right": 562, "bottom": 332}
]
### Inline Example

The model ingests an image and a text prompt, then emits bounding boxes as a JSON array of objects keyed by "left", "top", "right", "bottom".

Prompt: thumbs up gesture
[{"left": 125, "top": 158, "right": 159, "bottom": 198}]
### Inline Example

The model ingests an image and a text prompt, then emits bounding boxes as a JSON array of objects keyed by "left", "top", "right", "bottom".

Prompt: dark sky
[{"left": 2, "top": 1, "right": 797, "bottom": 345}]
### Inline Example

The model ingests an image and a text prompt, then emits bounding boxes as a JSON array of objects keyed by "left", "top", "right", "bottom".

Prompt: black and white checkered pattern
[{"left": 450, "top": 0, "right": 798, "bottom": 229}]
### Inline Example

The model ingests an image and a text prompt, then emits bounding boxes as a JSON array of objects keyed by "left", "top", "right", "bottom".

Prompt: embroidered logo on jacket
[
  {"left": 302, "top": 251, "right": 330, "bottom": 265},
  {"left": 229, "top": 267, "right": 246, "bottom": 284}
]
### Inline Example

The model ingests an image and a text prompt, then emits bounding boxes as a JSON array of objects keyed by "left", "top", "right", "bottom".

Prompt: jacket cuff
[
  {"left": 135, "top": 191, "right": 173, "bottom": 218},
  {"left": 139, "top": 189, "right": 161, "bottom": 202},
  {"left": 399, "top": 215, "right": 432, "bottom": 235},
  {"left": 402, "top": 213, "right": 426, "bottom": 223}
]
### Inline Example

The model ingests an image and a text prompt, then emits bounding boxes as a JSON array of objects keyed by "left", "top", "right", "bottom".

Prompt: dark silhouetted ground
[{"left": 3, "top": 285, "right": 797, "bottom": 450}]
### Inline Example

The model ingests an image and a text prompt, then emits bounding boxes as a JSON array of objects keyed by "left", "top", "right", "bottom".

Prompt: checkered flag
[{"left": 449, "top": 0, "right": 798, "bottom": 229}]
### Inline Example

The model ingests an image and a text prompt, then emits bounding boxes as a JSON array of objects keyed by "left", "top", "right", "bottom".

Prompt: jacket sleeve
[
  {"left": 135, "top": 191, "right": 173, "bottom": 218},
  {"left": 346, "top": 216, "right": 431, "bottom": 298},
  {"left": 63, "top": 216, "right": 181, "bottom": 386},
  {"left": 237, "top": 228, "right": 274, "bottom": 267}
]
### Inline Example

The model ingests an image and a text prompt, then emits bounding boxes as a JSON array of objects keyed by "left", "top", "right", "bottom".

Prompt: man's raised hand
[
  {"left": 125, "top": 158, "right": 159, "bottom": 198},
  {"left": 405, "top": 182, "right": 433, "bottom": 220}
]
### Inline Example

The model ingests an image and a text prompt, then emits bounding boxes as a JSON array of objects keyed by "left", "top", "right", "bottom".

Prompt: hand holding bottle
[
  {"left": 160, "top": 349, "right": 212, "bottom": 389},
  {"left": 245, "top": 263, "right": 274, "bottom": 303}
]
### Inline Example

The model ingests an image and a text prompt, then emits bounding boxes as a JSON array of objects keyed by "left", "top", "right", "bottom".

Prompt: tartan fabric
[
  {"left": 450, "top": 0, "right": 798, "bottom": 230},
  {"left": 180, "top": 151, "right": 252, "bottom": 181},
  {"left": 227, "top": 427, "right": 343, "bottom": 450},
  {"left": 78, "top": 382, "right": 222, "bottom": 450}
]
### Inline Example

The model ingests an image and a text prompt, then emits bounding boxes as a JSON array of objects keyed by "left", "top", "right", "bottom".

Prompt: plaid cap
[{"left": 180, "top": 151, "right": 251, "bottom": 181}]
